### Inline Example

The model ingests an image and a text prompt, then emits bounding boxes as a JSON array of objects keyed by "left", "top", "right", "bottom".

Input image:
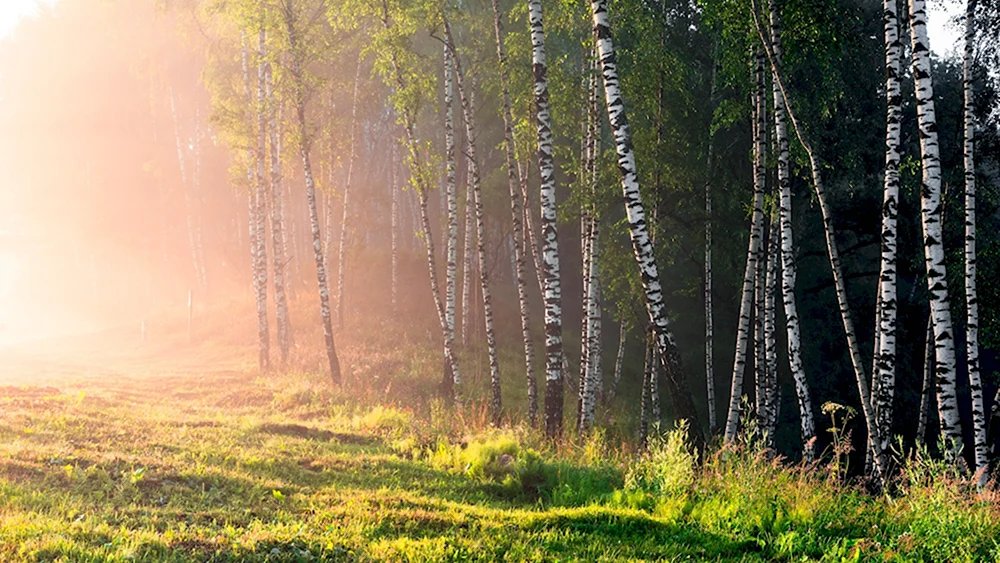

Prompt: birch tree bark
[
  {"left": 444, "top": 19, "right": 502, "bottom": 424},
  {"left": 962, "top": 0, "right": 987, "bottom": 478},
  {"left": 590, "top": 0, "right": 703, "bottom": 447},
  {"left": 379, "top": 3, "right": 460, "bottom": 395},
  {"left": 724, "top": 51, "right": 767, "bottom": 443},
  {"left": 917, "top": 315, "right": 935, "bottom": 446},
  {"left": 335, "top": 56, "right": 364, "bottom": 330},
  {"left": 241, "top": 32, "right": 270, "bottom": 372},
  {"left": 763, "top": 213, "right": 780, "bottom": 444},
  {"left": 265, "top": 59, "right": 292, "bottom": 364},
  {"left": 461, "top": 93, "right": 476, "bottom": 349},
  {"left": 871, "top": 0, "right": 903, "bottom": 460},
  {"left": 753, "top": 0, "right": 885, "bottom": 479},
  {"left": 607, "top": 321, "right": 626, "bottom": 402},
  {"left": 441, "top": 43, "right": 460, "bottom": 400},
  {"left": 281, "top": 0, "right": 340, "bottom": 384},
  {"left": 491, "top": 0, "right": 537, "bottom": 425},
  {"left": 907, "top": 0, "right": 964, "bottom": 454},
  {"left": 391, "top": 142, "right": 399, "bottom": 314},
  {"left": 530, "top": 0, "right": 565, "bottom": 438}
]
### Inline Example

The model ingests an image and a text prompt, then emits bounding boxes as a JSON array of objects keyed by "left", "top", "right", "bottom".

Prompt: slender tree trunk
[
  {"left": 380, "top": 4, "right": 460, "bottom": 392},
  {"left": 962, "top": 0, "right": 987, "bottom": 479},
  {"left": 639, "top": 327, "right": 653, "bottom": 448},
  {"left": 590, "top": 0, "right": 702, "bottom": 448},
  {"left": 724, "top": 51, "right": 767, "bottom": 443},
  {"left": 168, "top": 89, "right": 207, "bottom": 295},
  {"left": 579, "top": 57, "right": 603, "bottom": 434},
  {"left": 391, "top": 143, "right": 399, "bottom": 315},
  {"left": 445, "top": 20, "right": 502, "bottom": 423},
  {"left": 518, "top": 159, "right": 546, "bottom": 297},
  {"left": 241, "top": 32, "right": 270, "bottom": 372},
  {"left": 491, "top": 0, "right": 537, "bottom": 425},
  {"left": 608, "top": 321, "right": 626, "bottom": 402},
  {"left": 704, "top": 71, "right": 717, "bottom": 433},
  {"left": 335, "top": 56, "right": 363, "bottom": 330},
  {"left": 282, "top": 4, "right": 340, "bottom": 384},
  {"left": 441, "top": 44, "right": 460, "bottom": 400},
  {"left": 530, "top": 0, "right": 565, "bottom": 439},
  {"left": 917, "top": 314, "right": 935, "bottom": 446},
  {"left": 461, "top": 103, "right": 476, "bottom": 349},
  {"left": 265, "top": 61, "right": 292, "bottom": 364},
  {"left": 763, "top": 213, "right": 780, "bottom": 444},
  {"left": 906, "top": 0, "right": 964, "bottom": 455},
  {"left": 755, "top": 225, "right": 768, "bottom": 435},
  {"left": 869, "top": 0, "right": 904, "bottom": 465}
]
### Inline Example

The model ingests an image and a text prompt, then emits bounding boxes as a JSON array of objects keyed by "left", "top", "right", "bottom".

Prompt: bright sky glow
[
  {"left": 0, "top": 0, "right": 56, "bottom": 40},
  {"left": 927, "top": 0, "right": 964, "bottom": 58}
]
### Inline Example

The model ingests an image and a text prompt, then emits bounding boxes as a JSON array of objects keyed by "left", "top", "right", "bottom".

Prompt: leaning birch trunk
[
  {"left": 906, "top": 0, "right": 964, "bottom": 454},
  {"left": 441, "top": 44, "right": 460, "bottom": 399},
  {"left": 335, "top": 56, "right": 364, "bottom": 330},
  {"left": 241, "top": 33, "right": 269, "bottom": 372},
  {"left": 761, "top": 0, "right": 813, "bottom": 462},
  {"left": 282, "top": 5, "right": 340, "bottom": 385},
  {"left": 380, "top": 6, "right": 460, "bottom": 394},
  {"left": 871, "top": 0, "right": 903, "bottom": 461},
  {"left": 590, "top": 0, "right": 703, "bottom": 448},
  {"left": 266, "top": 60, "right": 292, "bottom": 364},
  {"left": 530, "top": 0, "right": 565, "bottom": 438},
  {"left": 724, "top": 51, "right": 767, "bottom": 443},
  {"left": 962, "top": 0, "right": 987, "bottom": 479},
  {"left": 755, "top": 0, "right": 885, "bottom": 479},
  {"left": 445, "top": 20, "right": 502, "bottom": 423},
  {"left": 491, "top": 0, "right": 538, "bottom": 425}
]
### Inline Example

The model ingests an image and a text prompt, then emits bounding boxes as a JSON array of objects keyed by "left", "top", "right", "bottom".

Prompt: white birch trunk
[
  {"left": 724, "top": 52, "right": 767, "bottom": 443},
  {"left": 763, "top": 213, "right": 780, "bottom": 444},
  {"left": 756, "top": 0, "right": 886, "bottom": 478},
  {"left": 762, "top": 0, "right": 814, "bottom": 461},
  {"left": 591, "top": 0, "right": 702, "bottom": 446},
  {"left": 445, "top": 20, "right": 502, "bottom": 422},
  {"left": 531, "top": 0, "right": 565, "bottom": 438},
  {"left": 241, "top": 32, "right": 270, "bottom": 372},
  {"left": 907, "top": 0, "right": 964, "bottom": 454},
  {"left": 335, "top": 57, "right": 364, "bottom": 330},
  {"left": 281, "top": 5, "right": 340, "bottom": 384},
  {"left": 871, "top": 0, "right": 903, "bottom": 460},
  {"left": 391, "top": 143, "right": 399, "bottom": 315},
  {"left": 442, "top": 44, "right": 460, "bottom": 399},
  {"left": 491, "top": 0, "right": 538, "bottom": 425},
  {"left": 963, "top": 0, "right": 987, "bottom": 477},
  {"left": 265, "top": 59, "right": 292, "bottom": 364}
]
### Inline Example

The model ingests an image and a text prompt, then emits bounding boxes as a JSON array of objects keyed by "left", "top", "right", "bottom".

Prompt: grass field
[{"left": 1, "top": 306, "right": 999, "bottom": 562}]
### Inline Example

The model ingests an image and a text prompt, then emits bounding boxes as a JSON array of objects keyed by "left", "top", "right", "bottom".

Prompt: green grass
[{"left": 1, "top": 311, "right": 999, "bottom": 561}]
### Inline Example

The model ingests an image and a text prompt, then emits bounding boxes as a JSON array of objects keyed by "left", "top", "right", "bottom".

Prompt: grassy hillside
[{"left": 0, "top": 304, "right": 998, "bottom": 562}]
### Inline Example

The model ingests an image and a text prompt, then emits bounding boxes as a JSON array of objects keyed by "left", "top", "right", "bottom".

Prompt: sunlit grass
[{"left": 1, "top": 301, "right": 999, "bottom": 561}]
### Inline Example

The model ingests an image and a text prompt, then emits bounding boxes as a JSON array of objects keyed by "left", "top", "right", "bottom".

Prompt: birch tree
[
  {"left": 962, "top": 0, "right": 987, "bottom": 477},
  {"left": 752, "top": 0, "right": 885, "bottom": 479},
  {"left": 280, "top": 0, "right": 341, "bottom": 384},
  {"left": 871, "top": 0, "right": 902, "bottom": 460},
  {"left": 491, "top": 0, "right": 537, "bottom": 425},
  {"left": 724, "top": 51, "right": 767, "bottom": 443},
  {"left": 335, "top": 56, "right": 364, "bottom": 330},
  {"left": 265, "top": 57, "right": 292, "bottom": 364},
  {"left": 590, "top": 0, "right": 703, "bottom": 447},
  {"left": 906, "top": 0, "right": 964, "bottom": 454},
  {"left": 530, "top": 0, "right": 565, "bottom": 438},
  {"left": 444, "top": 18, "right": 503, "bottom": 425},
  {"left": 441, "top": 42, "right": 460, "bottom": 401}
]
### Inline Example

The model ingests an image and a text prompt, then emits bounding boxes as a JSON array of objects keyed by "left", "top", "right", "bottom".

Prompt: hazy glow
[
  {"left": 0, "top": 0, "right": 56, "bottom": 39},
  {"left": 927, "top": 0, "right": 963, "bottom": 58}
]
